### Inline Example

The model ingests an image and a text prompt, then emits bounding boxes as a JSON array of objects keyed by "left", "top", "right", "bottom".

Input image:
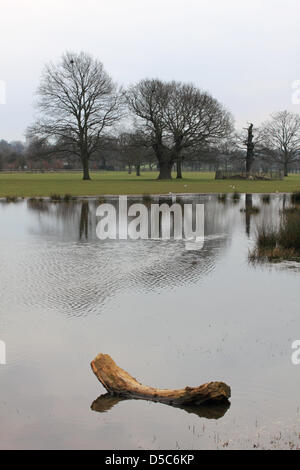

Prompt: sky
[{"left": 1, "top": 0, "right": 300, "bottom": 141}]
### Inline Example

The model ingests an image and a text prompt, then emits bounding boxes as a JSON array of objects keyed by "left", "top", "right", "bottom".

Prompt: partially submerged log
[
  {"left": 91, "top": 393, "right": 230, "bottom": 420},
  {"left": 91, "top": 354, "right": 231, "bottom": 407}
]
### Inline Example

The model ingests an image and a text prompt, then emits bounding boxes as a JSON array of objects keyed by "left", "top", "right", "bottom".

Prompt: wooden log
[
  {"left": 91, "top": 393, "right": 231, "bottom": 420},
  {"left": 91, "top": 354, "right": 231, "bottom": 406}
]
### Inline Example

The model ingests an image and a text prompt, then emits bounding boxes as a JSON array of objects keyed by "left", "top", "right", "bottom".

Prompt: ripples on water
[
  {"left": 0, "top": 195, "right": 300, "bottom": 449},
  {"left": 1, "top": 197, "right": 236, "bottom": 317}
]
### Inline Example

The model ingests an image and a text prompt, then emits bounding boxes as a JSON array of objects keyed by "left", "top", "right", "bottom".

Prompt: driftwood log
[{"left": 91, "top": 354, "right": 231, "bottom": 407}]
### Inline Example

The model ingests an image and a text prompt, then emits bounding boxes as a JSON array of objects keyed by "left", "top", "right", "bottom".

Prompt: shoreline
[{"left": 0, "top": 192, "right": 294, "bottom": 202}]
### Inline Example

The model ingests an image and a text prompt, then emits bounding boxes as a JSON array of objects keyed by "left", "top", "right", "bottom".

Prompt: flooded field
[{"left": 0, "top": 194, "right": 300, "bottom": 449}]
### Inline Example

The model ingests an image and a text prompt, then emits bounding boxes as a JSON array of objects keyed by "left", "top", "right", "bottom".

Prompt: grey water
[{"left": 0, "top": 194, "right": 300, "bottom": 450}]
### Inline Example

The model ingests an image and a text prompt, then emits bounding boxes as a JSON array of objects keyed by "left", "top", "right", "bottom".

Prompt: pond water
[{"left": 0, "top": 194, "right": 300, "bottom": 450}]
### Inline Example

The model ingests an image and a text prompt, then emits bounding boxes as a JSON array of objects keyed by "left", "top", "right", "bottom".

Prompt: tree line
[{"left": 2, "top": 51, "right": 300, "bottom": 179}]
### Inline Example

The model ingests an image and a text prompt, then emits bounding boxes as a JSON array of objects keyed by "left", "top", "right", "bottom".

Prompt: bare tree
[
  {"left": 126, "top": 79, "right": 233, "bottom": 179},
  {"left": 126, "top": 80, "right": 171, "bottom": 179},
  {"left": 26, "top": 136, "right": 51, "bottom": 160},
  {"left": 0, "top": 139, "right": 26, "bottom": 170},
  {"left": 28, "top": 51, "right": 122, "bottom": 180},
  {"left": 245, "top": 124, "right": 255, "bottom": 174},
  {"left": 165, "top": 83, "right": 234, "bottom": 178},
  {"left": 118, "top": 132, "right": 155, "bottom": 176},
  {"left": 233, "top": 124, "right": 258, "bottom": 174},
  {"left": 259, "top": 111, "right": 300, "bottom": 176},
  {"left": 214, "top": 136, "right": 243, "bottom": 171}
]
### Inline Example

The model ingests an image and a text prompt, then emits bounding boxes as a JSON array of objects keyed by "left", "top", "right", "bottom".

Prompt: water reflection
[
  {"left": 27, "top": 198, "right": 49, "bottom": 213},
  {"left": 245, "top": 194, "right": 252, "bottom": 237},
  {"left": 91, "top": 394, "right": 230, "bottom": 420},
  {"left": 15, "top": 197, "right": 235, "bottom": 316},
  {"left": 79, "top": 201, "right": 90, "bottom": 240},
  {"left": 20, "top": 194, "right": 296, "bottom": 318}
]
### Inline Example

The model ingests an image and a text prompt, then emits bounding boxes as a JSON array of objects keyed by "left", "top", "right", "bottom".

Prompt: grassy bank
[{"left": 1, "top": 171, "right": 300, "bottom": 197}]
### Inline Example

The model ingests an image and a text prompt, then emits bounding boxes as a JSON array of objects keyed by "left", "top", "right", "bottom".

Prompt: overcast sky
[{"left": 1, "top": 0, "right": 300, "bottom": 141}]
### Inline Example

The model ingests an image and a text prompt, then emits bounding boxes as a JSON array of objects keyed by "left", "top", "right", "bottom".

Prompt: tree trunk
[
  {"left": 136, "top": 164, "right": 141, "bottom": 176},
  {"left": 82, "top": 154, "right": 91, "bottom": 180},
  {"left": 176, "top": 159, "right": 183, "bottom": 179},
  {"left": 246, "top": 124, "right": 254, "bottom": 175},
  {"left": 158, "top": 160, "right": 173, "bottom": 180},
  {"left": 284, "top": 162, "right": 288, "bottom": 177},
  {"left": 79, "top": 201, "right": 89, "bottom": 239}
]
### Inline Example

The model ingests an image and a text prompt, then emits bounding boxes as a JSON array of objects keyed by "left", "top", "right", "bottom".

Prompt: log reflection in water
[{"left": 91, "top": 393, "right": 230, "bottom": 420}]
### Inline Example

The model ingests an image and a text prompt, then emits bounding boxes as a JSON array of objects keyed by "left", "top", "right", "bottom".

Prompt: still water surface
[{"left": 0, "top": 194, "right": 300, "bottom": 449}]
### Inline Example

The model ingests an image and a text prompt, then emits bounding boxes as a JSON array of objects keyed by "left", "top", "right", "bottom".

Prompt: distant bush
[
  {"left": 50, "top": 194, "right": 62, "bottom": 202},
  {"left": 215, "top": 170, "right": 284, "bottom": 181},
  {"left": 5, "top": 196, "right": 18, "bottom": 203}
]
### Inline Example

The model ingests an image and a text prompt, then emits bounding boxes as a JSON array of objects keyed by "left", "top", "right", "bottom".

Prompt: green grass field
[{"left": 1, "top": 171, "right": 300, "bottom": 197}]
